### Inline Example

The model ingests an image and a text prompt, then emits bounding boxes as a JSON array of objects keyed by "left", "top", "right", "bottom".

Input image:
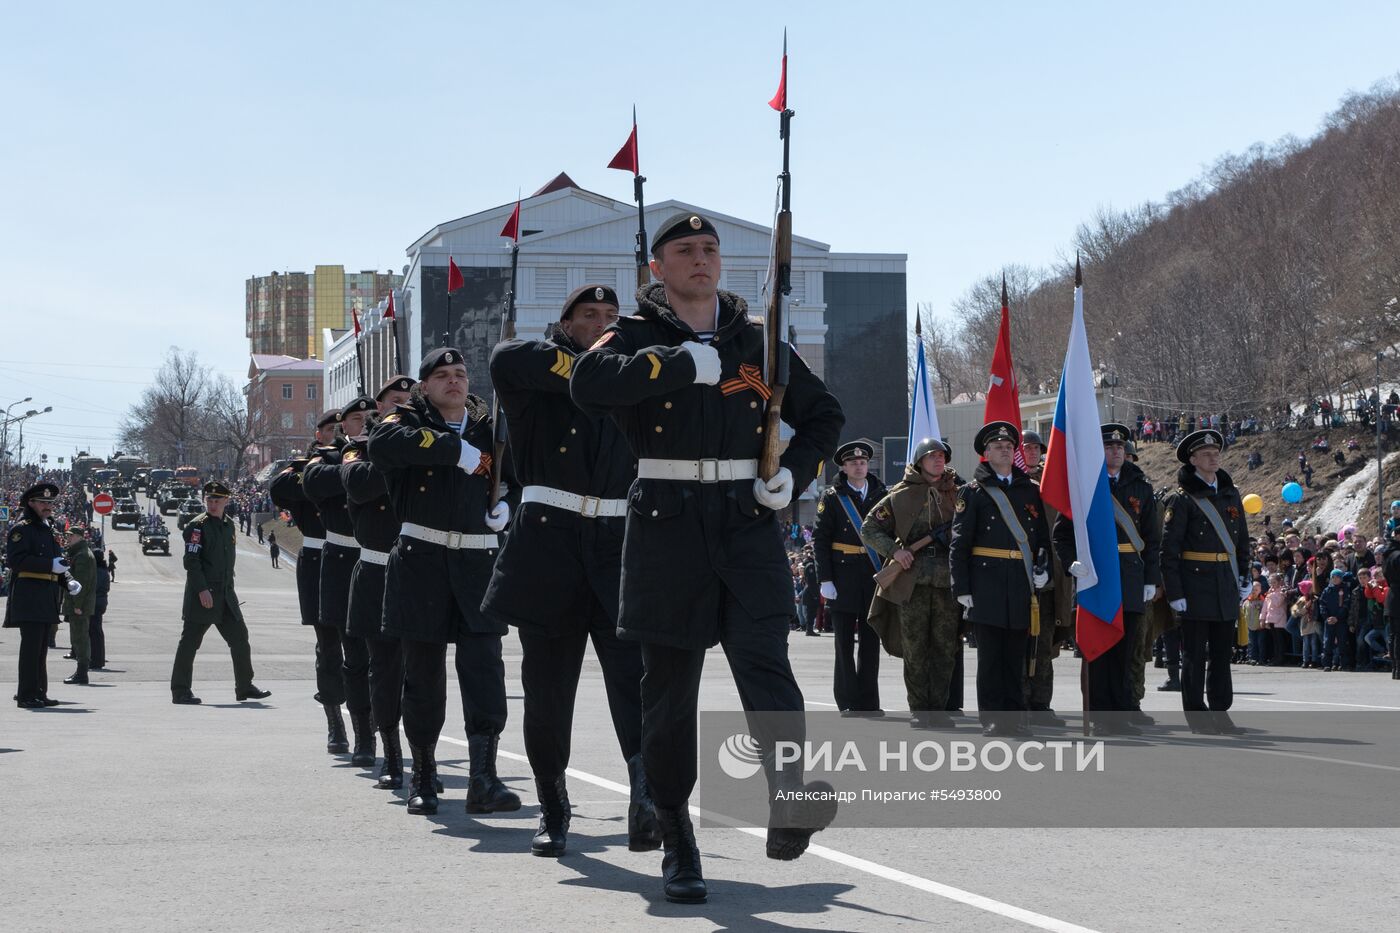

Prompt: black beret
[
  {"left": 374, "top": 375, "right": 416, "bottom": 401},
  {"left": 23, "top": 482, "right": 59, "bottom": 502},
  {"left": 316, "top": 409, "right": 340, "bottom": 429},
  {"left": 337, "top": 396, "right": 374, "bottom": 421},
  {"left": 974, "top": 421, "right": 1021, "bottom": 455},
  {"left": 419, "top": 347, "right": 466, "bottom": 380},
  {"left": 1101, "top": 423, "right": 1132, "bottom": 444},
  {"left": 835, "top": 440, "right": 874, "bottom": 465},
  {"left": 1021, "top": 429, "right": 1045, "bottom": 448},
  {"left": 651, "top": 212, "right": 719, "bottom": 254},
  {"left": 562, "top": 284, "right": 619, "bottom": 319},
  {"left": 203, "top": 480, "right": 231, "bottom": 498},
  {"left": 1176, "top": 428, "right": 1223, "bottom": 463}
]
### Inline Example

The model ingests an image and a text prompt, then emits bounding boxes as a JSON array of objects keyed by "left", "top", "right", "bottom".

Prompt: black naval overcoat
[
  {"left": 3, "top": 514, "right": 64, "bottom": 627},
  {"left": 481, "top": 331, "right": 637, "bottom": 635},
  {"left": 1161, "top": 465, "right": 1251, "bottom": 622},
  {"left": 1051, "top": 459, "right": 1162, "bottom": 614},
  {"left": 811, "top": 472, "right": 888, "bottom": 615},
  {"left": 340, "top": 434, "right": 400, "bottom": 640},
  {"left": 302, "top": 441, "right": 358, "bottom": 632},
  {"left": 569, "top": 284, "right": 844, "bottom": 649},
  {"left": 949, "top": 462, "right": 1050, "bottom": 630},
  {"left": 366, "top": 393, "right": 506, "bottom": 644},
  {"left": 268, "top": 457, "right": 326, "bottom": 627}
]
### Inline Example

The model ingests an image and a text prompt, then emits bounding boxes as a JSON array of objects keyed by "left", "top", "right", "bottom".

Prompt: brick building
[{"left": 244, "top": 354, "right": 326, "bottom": 472}]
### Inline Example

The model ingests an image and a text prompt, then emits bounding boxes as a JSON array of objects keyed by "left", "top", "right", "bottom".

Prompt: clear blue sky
[{"left": 3, "top": 0, "right": 1397, "bottom": 459}]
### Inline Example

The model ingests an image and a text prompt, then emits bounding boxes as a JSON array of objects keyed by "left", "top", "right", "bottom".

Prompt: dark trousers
[
  {"left": 16, "top": 623, "right": 49, "bottom": 701},
  {"left": 367, "top": 636, "right": 404, "bottom": 731},
  {"left": 519, "top": 610, "right": 644, "bottom": 779},
  {"left": 1087, "top": 612, "right": 1138, "bottom": 711},
  {"left": 400, "top": 635, "right": 508, "bottom": 749},
  {"left": 89, "top": 612, "right": 106, "bottom": 667},
  {"left": 973, "top": 623, "right": 1028, "bottom": 723},
  {"left": 1179, "top": 618, "right": 1235, "bottom": 711},
  {"left": 170, "top": 610, "right": 255, "bottom": 694},
  {"left": 314, "top": 627, "right": 371, "bottom": 713},
  {"left": 1162, "top": 627, "right": 1182, "bottom": 680},
  {"left": 640, "top": 596, "right": 804, "bottom": 809},
  {"left": 831, "top": 609, "right": 881, "bottom": 712}
]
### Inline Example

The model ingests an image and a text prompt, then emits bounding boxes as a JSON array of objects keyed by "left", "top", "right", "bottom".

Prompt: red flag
[
  {"left": 983, "top": 278, "right": 1026, "bottom": 469},
  {"left": 768, "top": 32, "right": 788, "bottom": 111},
  {"left": 351, "top": 307, "right": 362, "bottom": 338},
  {"left": 607, "top": 110, "right": 639, "bottom": 174},
  {"left": 384, "top": 291, "right": 396, "bottom": 320},
  {"left": 447, "top": 258, "right": 464, "bottom": 293},
  {"left": 500, "top": 199, "right": 520, "bottom": 242}
]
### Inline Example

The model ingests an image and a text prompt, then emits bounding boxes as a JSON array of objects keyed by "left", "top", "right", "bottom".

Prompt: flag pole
[
  {"left": 632, "top": 106, "right": 650, "bottom": 288},
  {"left": 760, "top": 29, "right": 793, "bottom": 482},
  {"left": 490, "top": 198, "right": 522, "bottom": 510}
]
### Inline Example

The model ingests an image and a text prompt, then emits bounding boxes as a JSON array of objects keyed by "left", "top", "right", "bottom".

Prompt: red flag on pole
[
  {"left": 607, "top": 109, "right": 639, "bottom": 174},
  {"left": 351, "top": 306, "right": 362, "bottom": 338},
  {"left": 384, "top": 291, "right": 395, "bottom": 320},
  {"left": 768, "top": 30, "right": 788, "bottom": 111},
  {"left": 983, "top": 275, "right": 1026, "bottom": 469},
  {"left": 500, "top": 199, "right": 521, "bottom": 242},
  {"left": 447, "top": 258, "right": 464, "bottom": 293}
]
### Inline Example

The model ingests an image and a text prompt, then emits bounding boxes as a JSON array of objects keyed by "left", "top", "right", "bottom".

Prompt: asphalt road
[{"left": 3, "top": 518, "right": 1399, "bottom": 932}]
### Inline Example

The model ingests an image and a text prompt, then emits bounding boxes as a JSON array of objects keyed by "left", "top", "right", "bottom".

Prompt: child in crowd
[
  {"left": 1261, "top": 572, "right": 1289, "bottom": 665},
  {"left": 1296, "top": 579, "right": 1321, "bottom": 668},
  {"left": 1316, "top": 569, "right": 1351, "bottom": 671}
]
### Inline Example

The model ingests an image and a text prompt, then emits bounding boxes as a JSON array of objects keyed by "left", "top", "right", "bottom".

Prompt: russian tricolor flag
[{"left": 1040, "top": 260, "right": 1123, "bottom": 661}]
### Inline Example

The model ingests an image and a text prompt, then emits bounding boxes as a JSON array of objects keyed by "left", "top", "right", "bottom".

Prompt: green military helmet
[{"left": 912, "top": 437, "right": 952, "bottom": 466}]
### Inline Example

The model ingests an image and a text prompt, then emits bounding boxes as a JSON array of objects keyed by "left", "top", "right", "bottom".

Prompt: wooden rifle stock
[{"left": 872, "top": 534, "right": 933, "bottom": 588}]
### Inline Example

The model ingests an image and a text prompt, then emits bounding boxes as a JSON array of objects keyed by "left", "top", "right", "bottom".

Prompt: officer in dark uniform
[
  {"left": 812, "top": 439, "right": 886, "bottom": 715},
  {"left": 269, "top": 412, "right": 341, "bottom": 749},
  {"left": 571, "top": 212, "right": 845, "bottom": 904},
  {"left": 949, "top": 421, "right": 1050, "bottom": 737},
  {"left": 367, "top": 347, "right": 518, "bottom": 818},
  {"left": 343, "top": 375, "right": 416, "bottom": 789},
  {"left": 5, "top": 482, "right": 73, "bottom": 708},
  {"left": 303, "top": 396, "right": 376, "bottom": 767},
  {"left": 1161, "top": 428, "right": 1250, "bottom": 734},
  {"left": 1052, "top": 423, "right": 1162, "bottom": 734},
  {"left": 483, "top": 283, "right": 659, "bottom": 857},
  {"left": 170, "top": 481, "right": 271, "bottom": 705}
]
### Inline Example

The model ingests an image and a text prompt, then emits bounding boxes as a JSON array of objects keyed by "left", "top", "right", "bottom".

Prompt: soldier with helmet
[
  {"left": 861, "top": 437, "right": 961, "bottom": 727},
  {"left": 6, "top": 482, "right": 77, "bottom": 708},
  {"left": 949, "top": 421, "right": 1051, "bottom": 737},
  {"left": 812, "top": 439, "right": 887, "bottom": 716}
]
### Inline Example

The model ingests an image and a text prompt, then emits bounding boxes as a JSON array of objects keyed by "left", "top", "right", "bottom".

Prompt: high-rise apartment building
[{"left": 246, "top": 266, "right": 401, "bottom": 358}]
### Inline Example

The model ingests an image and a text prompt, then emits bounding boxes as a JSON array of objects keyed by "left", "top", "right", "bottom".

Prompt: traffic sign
[{"left": 92, "top": 493, "right": 115, "bottom": 515}]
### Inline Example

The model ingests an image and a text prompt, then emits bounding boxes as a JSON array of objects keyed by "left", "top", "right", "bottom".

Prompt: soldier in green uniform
[
  {"left": 169, "top": 481, "right": 271, "bottom": 705},
  {"left": 862, "top": 437, "right": 963, "bottom": 728},
  {"left": 60, "top": 526, "right": 98, "bottom": 685}
]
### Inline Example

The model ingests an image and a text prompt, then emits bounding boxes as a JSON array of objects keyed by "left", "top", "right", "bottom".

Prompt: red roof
[{"left": 532, "top": 172, "right": 578, "bottom": 196}]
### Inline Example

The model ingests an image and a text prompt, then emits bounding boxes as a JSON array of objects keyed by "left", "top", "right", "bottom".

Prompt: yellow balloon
[{"left": 1242, "top": 493, "right": 1263, "bottom": 514}]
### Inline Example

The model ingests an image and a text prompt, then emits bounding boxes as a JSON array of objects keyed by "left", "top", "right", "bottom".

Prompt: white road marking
[
  {"left": 1229, "top": 695, "right": 1400, "bottom": 711},
  {"left": 436, "top": 734, "right": 1103, "bottom": 933}
]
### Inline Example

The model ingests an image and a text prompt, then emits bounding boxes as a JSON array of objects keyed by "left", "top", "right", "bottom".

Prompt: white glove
[
  {"left": 1143, "top": 584, "right": 1157, "bottom": 602},
  {"left": 457, "top": 439, "right": 483, "bottom": 473},
  {"left": 1068, "top": 561, "right": 1091, "bottom": 579},
  {"left": 1169, "top": 598, "right": 1187, "bottom": 613},
  {"left": 819, "top": 581, "right": 838, "bottom": 601},
  {"left": 51, "top": 557, "right": 70, "bottom": 574},
  {"left": 680, "top": 341, "right": 721, "bottom": 385},
  {"left": 67, "top": 579, "right": 83, "bottom": 596},
  {"left": 1033, "top": 569, "right": 1050, "bottom": 589},
  {"left": 753, "top": 467, "right": 794, "bottom": 510},
  {"left": 957, "top": 594, "right": 974, "bottom": 610},
  {"left": 484, "top": 501, "right": 510, "bottom": 532}
]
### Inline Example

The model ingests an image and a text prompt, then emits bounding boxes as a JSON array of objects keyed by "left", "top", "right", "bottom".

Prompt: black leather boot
[
  {"left": 766, "top": 780, "right": 838, "bottom": 861},
  {"left": 656, "top": 806, "right": 706, "bottom": 904},
  {"left": 324, "top": 703, "right": 349, "bottom": 754},
  {"left": 376, "top": 729, "right": 403, "bottom": 790},
  {"left": 531, "top": 776, "right": 571, "bottom": 857},
  {"left": 465, "top": 733, "right": 521, "bottom": 813},
  {"left": 349, "top": 710, "right": 376, "bottom": 767},
  {"left": 63, "top": 663, "right": 89, "bottom": 686},
  {"left": 626, "top": 753, "right": 662, "bottom": 852},
  {"left": 407, "top": 743, "right": 439, "bottom": 815}
]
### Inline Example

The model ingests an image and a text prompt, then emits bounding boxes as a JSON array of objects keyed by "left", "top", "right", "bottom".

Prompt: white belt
[
  {"left": 399, "top": 522, "right": 498, "bottom": 550},
  {"left": 325, "top": 531, "right": 360, "bottom": 549},
  {"left": 636, "top": 458, "right": 757, "bottom": 483},
  {"left": 358, "top": 548, "right": 390, "bottom": 566},
  {"left": 521, "top": 485, "right": 627, "bottom": 518},
  {"left": 301, "top": 536, "right": 325, "bottom": 550}
]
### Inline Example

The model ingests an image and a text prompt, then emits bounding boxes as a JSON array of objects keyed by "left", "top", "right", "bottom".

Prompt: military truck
[
  {"left": 139, "top": 523, "right": 171, "bottom": 555},
  {"left": 112, "top": 499, "right": 141, "bottom": 530},
  {"left": 176, "top": 497, "right": 204, "bottom": 530}
]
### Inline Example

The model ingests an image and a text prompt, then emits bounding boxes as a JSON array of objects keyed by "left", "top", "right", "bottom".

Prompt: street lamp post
[
  {"left": 1377, "top": 351, "right": 1385, "bottom": 540},
  {"left": 13, "top": 407, "right": 52, "bottom": 478},
  {"left": 0, "top": 395, "right": 33, "bottom": 470}
]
